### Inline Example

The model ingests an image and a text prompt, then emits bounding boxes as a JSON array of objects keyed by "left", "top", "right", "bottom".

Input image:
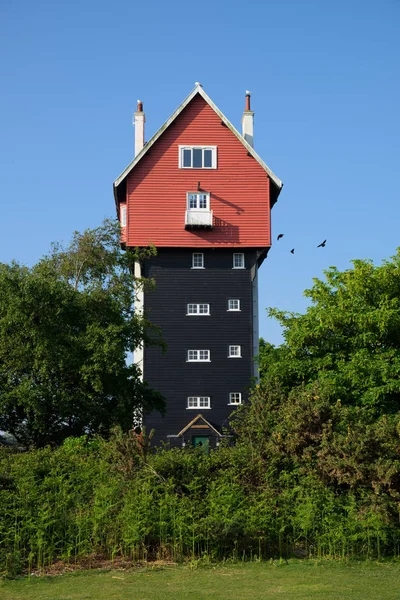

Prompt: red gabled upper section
[{"left": 114, "top": 88, "right": 282, "bottom": 249}]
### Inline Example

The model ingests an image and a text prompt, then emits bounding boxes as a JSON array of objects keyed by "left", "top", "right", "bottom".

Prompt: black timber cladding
[{"left": 142, "top": 249, "right": 258, "bottom": 446}]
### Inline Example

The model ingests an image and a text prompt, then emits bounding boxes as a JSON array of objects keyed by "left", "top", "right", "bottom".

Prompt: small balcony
[{"left": 185, "top": 210, "right": 213, "bottom": 229}]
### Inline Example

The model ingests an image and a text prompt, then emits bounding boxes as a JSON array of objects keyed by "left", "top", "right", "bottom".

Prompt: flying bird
[
  {"left": 317, "top": 240, "right": 327, "bottom": 248},
  {"left": 290, "top": 248, "right": 295, "bottom": 254},
  {"left": 277, "top": 233, "right": 284, "bottom": 241}
]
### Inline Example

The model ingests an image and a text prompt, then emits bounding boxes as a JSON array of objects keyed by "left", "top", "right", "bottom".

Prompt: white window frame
[
  {"left": 228, "top": 392, "right": 242, "bottom": 405},
  {"left": 233, "top": 253, "right": 245, "bottom": 269},
  {"left": 179, "top": 146, "right": 217, "bottom": 169},
  {"left": 187, "top": 192, "right": 210, "bottom": 211},
  {"left": 187, "top": 396, "right": 211, "bottom": 409},
  {"left": 187, "top": 350, "right": 210, "bottom": 362},
  {"left": 228, "top": 345, "right": 242, "bottom": 358},
  {"left": 120, "top": 205, "right": 127, "bottom": 227},
  {"left": 187, "top": 304, "right": 210, "bottom": 315},
  {"left": 228, "top": 299, "right": 241, "bottom": 311},
  {"left": 192, "top": 253, "right": 204, "bottom": 269}
]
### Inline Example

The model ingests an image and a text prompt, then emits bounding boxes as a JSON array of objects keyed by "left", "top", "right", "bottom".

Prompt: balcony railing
[{"left": 185, "top": 210, "right": 213, "bottom": 229}]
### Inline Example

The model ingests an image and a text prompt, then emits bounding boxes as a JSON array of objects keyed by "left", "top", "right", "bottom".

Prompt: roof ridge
[{"left": 113, "top": 86, "right": 282, "bottom": 204}]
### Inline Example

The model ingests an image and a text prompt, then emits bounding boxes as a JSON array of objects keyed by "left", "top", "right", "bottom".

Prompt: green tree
[
  {"left": 0, "top": 219, "right": 164, "bottom": 447},
  {"left": 261, "top": 250, "right": 400, "bottom": 414}
]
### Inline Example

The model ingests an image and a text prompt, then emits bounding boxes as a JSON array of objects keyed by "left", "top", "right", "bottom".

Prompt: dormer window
[{"left": 179, "top": 146, "right": 217, "bottom": 169}]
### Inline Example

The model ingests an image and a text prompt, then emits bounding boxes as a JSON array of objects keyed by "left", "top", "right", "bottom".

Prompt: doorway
[{"left": 192, "top": 436, "right": 210, "bottom": 453}]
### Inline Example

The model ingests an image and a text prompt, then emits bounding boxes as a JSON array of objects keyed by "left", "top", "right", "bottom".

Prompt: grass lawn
[{"left": 1, "top": 560, "right": 400, "bottom": 600}]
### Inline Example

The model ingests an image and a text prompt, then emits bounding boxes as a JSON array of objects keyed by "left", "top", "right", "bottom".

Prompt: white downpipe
[
  {"left": 134, "top": 260, "right": 144, "bottom": 383},
  {"left": 252, "top": 264, "right": 260, "bottom": 381}
]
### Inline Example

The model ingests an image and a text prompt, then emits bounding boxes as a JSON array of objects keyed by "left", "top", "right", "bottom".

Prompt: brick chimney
[
  {"left": 134, "top": 100, "right": 145, "bottom": 156},
  {"left": 241, "top": 91, "right": 254, "bottom": 147}
]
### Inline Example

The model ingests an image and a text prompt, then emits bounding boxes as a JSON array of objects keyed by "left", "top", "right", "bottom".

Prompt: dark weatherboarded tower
[{"left": 113, "top": 85, "right": 283, "bottom": 448}]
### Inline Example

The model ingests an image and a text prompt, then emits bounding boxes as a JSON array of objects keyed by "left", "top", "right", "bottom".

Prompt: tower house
[{"left": 113, "top": 84, "right": 283, "bottom": 448}]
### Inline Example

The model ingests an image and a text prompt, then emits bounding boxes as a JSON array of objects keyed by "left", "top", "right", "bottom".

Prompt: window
[
  {"left": 228, "top": 299, "right": 240, "bottom": 311},
  {"left": 192, "top": 253, "right": 204, "bottom": 268},
  {"left": 179, "top": 146, "right": 217, "bottom": 169},
  {"left": 233, "top": 253, "right": 245, "bottom": 269},
  {"left": 229, "top": 392, "right": 242, "bottom": 405},
  {"left": 187, "top": 350, "right": 210, "bottom": 362},
  {"left": 187, "top": 192, "right": 210, "bottom": 210},
  {"left": 187, "top": 396, "right": 211, "bottom": 409},
  {"left": 120, "top": 205, "right": 127, "bottom": 227},
  {"left": 186, "top": 193, "right": 213, "bottom": 229},
  {"left": 187, "top": 304, "right": 210, "bottom": 315},
  {"left": 228, "top": 345, "right": 241, "bottom": 358}
]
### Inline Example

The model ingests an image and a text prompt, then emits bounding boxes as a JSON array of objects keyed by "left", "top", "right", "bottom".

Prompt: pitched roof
[
  {"left": 177, "top": 413, "right": 222, "bottom": 437},
  {"left": 113, "top": 84, "right": 283, "bottom": 205}
]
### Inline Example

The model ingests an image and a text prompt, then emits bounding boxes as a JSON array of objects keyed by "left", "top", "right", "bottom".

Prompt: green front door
[{"left": 192, "top": 436, "right": 210, "bottom": 453}]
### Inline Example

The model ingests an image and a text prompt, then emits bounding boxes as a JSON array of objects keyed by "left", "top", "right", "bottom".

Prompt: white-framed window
[
  {"left": 187, "top": 304, "right": 210, "bottom": 315},
  {"left": 187, "top": 350, "right": 210, "bottom": 362},
  {"left": 229, "top": 392, "right": 242, "bottom": 405},
  {"left": 228, "top": 345, "right": 241, "bottom": 358},
  {"left": 120, "top": 205, "right": 127, "bottom": 227},
  {"left": 179, "top": 146, "right": 217, "bottom": 169},
  {"left": 187, "top": 192, "right": 210, "bottom": 210},
  {"left": 233, "top": 253, "right": 245, "bottom": 269},
  {"left": 192, "top": 253, "right": 204, "bottom": 268},
  {"left": 228, "top": 299, "right": 240, "bottom": 311},
  {"left": 187, "top": 396, "right": 211, "bottom": 409}
]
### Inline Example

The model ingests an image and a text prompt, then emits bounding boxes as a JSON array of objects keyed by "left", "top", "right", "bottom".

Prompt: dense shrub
[{"left": 1, "top": 405, "right": 400, "bottom": 575}]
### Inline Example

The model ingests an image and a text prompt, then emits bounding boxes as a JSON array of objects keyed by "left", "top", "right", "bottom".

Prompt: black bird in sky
[
  {"left": 277, "top": 233, "right": 284, "bottom": 241},
  {"left": 290, "top": 248, "right": 295, "bottom": 254},
  {"left": 317, "top": 240, "right": 327, "bottom": 248}
]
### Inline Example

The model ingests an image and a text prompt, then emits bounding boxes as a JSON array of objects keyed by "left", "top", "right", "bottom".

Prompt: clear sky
[{"left": 1, "top": 0, "right": 399, "bottom": 345}]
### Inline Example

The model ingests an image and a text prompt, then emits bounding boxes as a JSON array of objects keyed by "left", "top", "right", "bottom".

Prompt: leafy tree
[
  {"left": 260, "top": 250, "right": 400, "bottom": 413},
  {"left": 0, "top": 219, "right": 164, "bottom": 447}
]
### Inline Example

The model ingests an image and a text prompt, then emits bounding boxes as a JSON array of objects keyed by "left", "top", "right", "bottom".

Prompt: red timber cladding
[{"left": 126, "top": 94, "right": 271, "bottom": 248}]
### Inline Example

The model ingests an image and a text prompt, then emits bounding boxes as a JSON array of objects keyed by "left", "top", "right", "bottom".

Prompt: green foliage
[
  {"left": 2, "top": 251, "right": 400, "bottom": 575},
  {"left": 0, "top": 219, "right": 164, "bottom": 447},
  {"left": 1, "top": 409, "right": 400, "bottom": 575},
  {"left": 261, "top": 249, "right": 400, "bottom": 413}
]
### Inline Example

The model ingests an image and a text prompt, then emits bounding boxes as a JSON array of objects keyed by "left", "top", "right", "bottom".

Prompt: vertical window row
[{"left": 187, "top": 251, "right": 243, "bottom": 412}]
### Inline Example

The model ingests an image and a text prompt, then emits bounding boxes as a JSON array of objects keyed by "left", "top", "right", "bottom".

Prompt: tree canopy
[
  {"left": 0, "top": 219, "right": 164, "bottom": 447},
  {"left": 259, "top": 249, "right": 400, "bottom": 414}
]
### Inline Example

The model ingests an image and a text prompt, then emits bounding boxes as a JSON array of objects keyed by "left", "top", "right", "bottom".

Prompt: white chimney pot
[
  {"left": 134, "top": 100, "right": 145, "bottom": 157},
  {"left": 242, "top": 92, "right": 254, "bottom": 148}
]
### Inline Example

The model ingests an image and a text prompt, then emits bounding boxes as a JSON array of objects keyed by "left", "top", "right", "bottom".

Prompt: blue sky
[{"left": 1, "top": 0, "right": 399, "bottom": 345}]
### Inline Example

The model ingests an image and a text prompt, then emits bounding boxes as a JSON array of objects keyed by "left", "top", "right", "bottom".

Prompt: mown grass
[{"left": 1, "top": 560, "right": 400, "bottom": 600}]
